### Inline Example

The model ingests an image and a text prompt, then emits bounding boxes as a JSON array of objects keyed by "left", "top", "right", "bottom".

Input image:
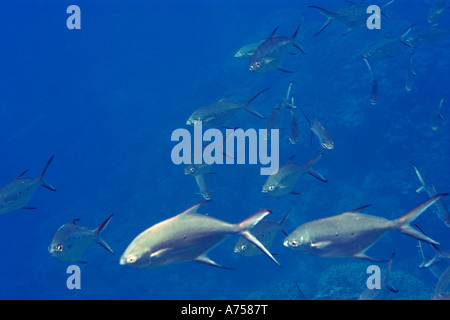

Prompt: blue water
[{"left": 0, "top": 0, "right": 449, "bottom": 300}]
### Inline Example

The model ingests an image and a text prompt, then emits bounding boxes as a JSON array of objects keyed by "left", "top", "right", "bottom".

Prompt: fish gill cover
[{"left": 0, "top": 0, "right": 449, "bottom": 301}]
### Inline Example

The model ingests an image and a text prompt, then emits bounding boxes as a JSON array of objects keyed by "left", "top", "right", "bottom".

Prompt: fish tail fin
[
  {"left": 305, "top": 151, "right": 327, "bottom": 182},
  {"left": 237, "top": 209, "right": 280, "bottom": 266},
  {"left": 244, "top": 88, "right": 269, "bottom": 119},
  {"left": 94, "top": 214, "right": 114, "bottom": 254},
  {"left": 399, "top": 24, "right": 415, "bottom": 47},
  {"left": 39, "top": 155, "right": 56, "bottom": 191},
  {"left": 39, "top": 155, "right": 55, "bottom": 179},
  {"left": 307, "top": 5, "right": 337, "bottom": 18},
  {"left": 394, "top": 194, "right": 448, "bottom": 245}
]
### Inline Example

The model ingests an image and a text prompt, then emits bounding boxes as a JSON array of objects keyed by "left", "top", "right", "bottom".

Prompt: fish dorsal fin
[
  {"left": 217, "top": 94, "right": 233, "bottom": 102},
  {"left": 71, "top": 218, "right": 81, "bottom": 224},
  {"left": 346, "top": 204, "right": 372, "bottom": 213},
  {"left": 16, "top": 169, "right": 29, "bottom": 179},
  {"left": 179, "top": 201, "right": 209, "bottom": 216},
  {"left": 269, "top": 26, "right": 279, "bottom": 37}
]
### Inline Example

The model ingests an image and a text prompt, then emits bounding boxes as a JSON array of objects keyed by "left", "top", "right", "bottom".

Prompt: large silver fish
[
  {"left": 0, "top": 155, "right": 56, "bottom": 215},
  {"left": 411, "top": 162, "right": 450, "bottom": 227},
  {"left": 428, "top": 0, "right": 449, "bottom": 24},
  {"left": 262, "top": 151, "right": 327, "bottom": 197},
  {"left": 234, "top": 212, "right": 289, "bottom": 257},
  {"left": 249, "top": 22, "right": 306, "bottom": 73},
  {"left": 186, "top": 88, "right": 268, "bottom": 128},
  {"left": 283, "top": 194, "right": 447, "bottom": 261},
  {"left": 120, "top": 201, "right": 280, "bottom": 269},
  {"left": 49, "top": 215, "right": 114, "bottom": 263},
  {"left": 308, "top": 1, "right": 394, "bottom": 36},
  {"left": 299, "top": 108, "right": 334, "bottom": 149}
]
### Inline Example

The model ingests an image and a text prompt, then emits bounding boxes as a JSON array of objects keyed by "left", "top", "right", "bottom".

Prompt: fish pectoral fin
[
  {"left": 95, "top": 237, "right": 114, "bottom": 255},
  {"left": 310, "top": 241, "right": 332, "bottom": 249},
  {"left": 22, "top": 206, "right": 37, "bottom": 210},
  {"left": 353, "top": 252, "right": 387, "bottom": 262},
  {"left": 195, "top": 255, "right": 234, "bottom": 270},
  {"left": 150, "top": 248, "right": 170, "bottom": 258}
]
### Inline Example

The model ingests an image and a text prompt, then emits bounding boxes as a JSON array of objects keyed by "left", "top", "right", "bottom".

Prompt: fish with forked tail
[
  {"left": 120, "top": 201, "right": 280, "bottom": 269},
  {"left": 49, "top": 214, "right": 114, "bottom": 263},
  {"left": 283, "top": 194, "right": 447, "bottom": 261},
  {"left": 0, "top": 155, "right": 56, "bottom": 215}
]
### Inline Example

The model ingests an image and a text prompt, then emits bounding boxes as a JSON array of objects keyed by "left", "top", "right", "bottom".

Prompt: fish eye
[
  {"left": 268, "top": 186, "right": 275, "bottom": 191},
  {"left": 255, "top": 61, "right": 261, "bottom": 68},
  {"left": 240, "top": 245, "right": 247, "bottom": 251},
  {"left": 290, "top": 240, "right": 298, "bottom": 247},
  {"left": 126, "top": 255, "right": 137, "bottom": 264},
  {"left": 57, "top": 244, "right": 63, "bottom": 252},
  {"left": 190, "top": 167, "right": 195, "bottom": 172}
]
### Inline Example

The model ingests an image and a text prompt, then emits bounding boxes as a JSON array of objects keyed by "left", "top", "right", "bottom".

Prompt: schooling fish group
[{"left": 1, "top": 0, "right": 449, "bottom": 299}]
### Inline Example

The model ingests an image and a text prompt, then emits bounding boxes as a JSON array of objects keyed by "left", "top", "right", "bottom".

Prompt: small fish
[
  {"left": 262, "top": 151, "right": 327, "bottom": 197},
  {"left": 309, "top": 1, "right": 394, "bottom": 36},
  {"left": 234, "top": 40, "right": 264, "bottom": 58},
  {"left": 249, "top": 20, "right": 306, "bottom": 73},
  {"left": 299, "top": 108, "right": 334, "bottom": 149},
  {"left": 186, "top": 88, "right": 268, "bottom": 129},
  {"left": 428, "top": 0, "right": 449, "bottom": 24},
  {"left": 0, "top": 155, "right": 56, "bottom": 215},
  {"left": 234, "top": 212, "right": 289, "bottom": 257},
  {"left": 283, "top": 194, "right": 447, "bottom": 261},
  {"left": 433, "top": 265, "right": 450, "bottom": 300},
  {"left": 411, "top": 162, "right": 450, "bottom": 227},
  {"left": 288, "top": 95, "right": 300, "bottom": 145},
  {"left": 431, "top": 96, "right": 445, "bottom": 131},
  {"left": 194, "top": 174, "right": 211, "bottom": 201},
  {"left": 265, "top": 81, "right": 294, "bottom": 140},
  {"left": 405, "top": 51, "right": 416, "bottom": 92},
  {"left": 404, "top": 25, "right": 450, "bottom": 47},
  {"left": 120, "top": 201, "right": 280, "bottom": 269},
  {"left": 49, "top": 215, "right": 114, "bottom": 263},
  {"left": 414, "top": 224, "right": 450, "bottom": 269},
  {"left": 358, "top": 252, "right": 399, "bottom": 300},
  {"left": 363, "top": 57, "right": 378, "bottom": 106}
]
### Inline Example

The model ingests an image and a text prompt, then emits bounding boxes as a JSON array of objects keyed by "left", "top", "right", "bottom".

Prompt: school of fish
[{"left": 1, "top": 0, "right": 449, "bottom": 300}]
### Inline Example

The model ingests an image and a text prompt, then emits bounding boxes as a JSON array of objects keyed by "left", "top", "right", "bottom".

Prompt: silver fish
[
  {"left": 299, "top": 108, "right": 334, "bottom": 149},
  {"left": 431, "top": 96, "right": 445, "bottom": 132},
  {"left": 309, "top": 1, "right": 394, "bottom": 36},
  {"left": 249, "top": 21, "right": 306, "bottom": 73},
  {"left": 433, "top": 265, "right": 450, "bottom": 300},
  {"left": 194, "top": 174, "right": 211, "bottom": 201},
  {"left": 120, "top": 201, "right": 280, "bottom": 269},
  {"left": 0, "top": 155, "right": 56, "bottom": 215},
  {"left": 411, "top": 162, "right": 450, "bottom": 227},
  {"left": 283, "top": 194, "right": 447, "bottom": 261},
  {"left": 234, "top": 212, "right": 289, "bottom": 257},
  {"left": 262, "top": 151, "right": 327, "bottom": 197},
  {"left": 186, "top": 88, "right": 268, "bottom": 128},
  {"left": 405, "top": 51, "right": 416, "bottom": 92},
  {"left": 49, "top": 215, "right": 114, "bottom": 263},
  {"left": 428, "top": 0, "right": 449, "bottom": 24},
  {"left": 415, "top": 224, "right": 450, "bottom": 270},
  {"left": 363, "top": 57, "right": 378, "bottom": 106},
  {"left": 234, "top": 40, "right": 264, "bottom": 58},
  {"left": 404, "top": 25, "right": 450, "bottom": 47},
  {"left": 288, "top": 95, "right": 300, "bottom": 144},
  {"left": 265, "top": 81, "right": 293, "bottom": 140}
]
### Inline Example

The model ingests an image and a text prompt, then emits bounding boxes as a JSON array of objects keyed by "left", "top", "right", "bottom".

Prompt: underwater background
[{"left": 0, "top": 0, "right": 449, "bottom": 300}]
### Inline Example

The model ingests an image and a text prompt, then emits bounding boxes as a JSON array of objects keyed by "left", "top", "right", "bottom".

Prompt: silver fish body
[
  {"left": 0, "top": 156, "right": 56, "bottom": 215},
  {"left": 262, "top": 151, "right": 327, "bottom": 197},
  {"left": 49, "top": 215, "right": 114, "bottom": 263},
  {"left": 428, "top": 0, "right": 449, "bottom": 24},
  {"left": 186, "top": 89, "right": 268, "bottom": 128},
  {"left": 234, "top": 40, "right": 264, "bottom": 58},
  {"left": 120, "top": 202, "right": 280, "bottom": 268},
  {"left": 234, "top": 213, "right": 288, "bottom": 257},
  {"left": 284, "top": 194, "right": 446, "bottom": 261}
]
